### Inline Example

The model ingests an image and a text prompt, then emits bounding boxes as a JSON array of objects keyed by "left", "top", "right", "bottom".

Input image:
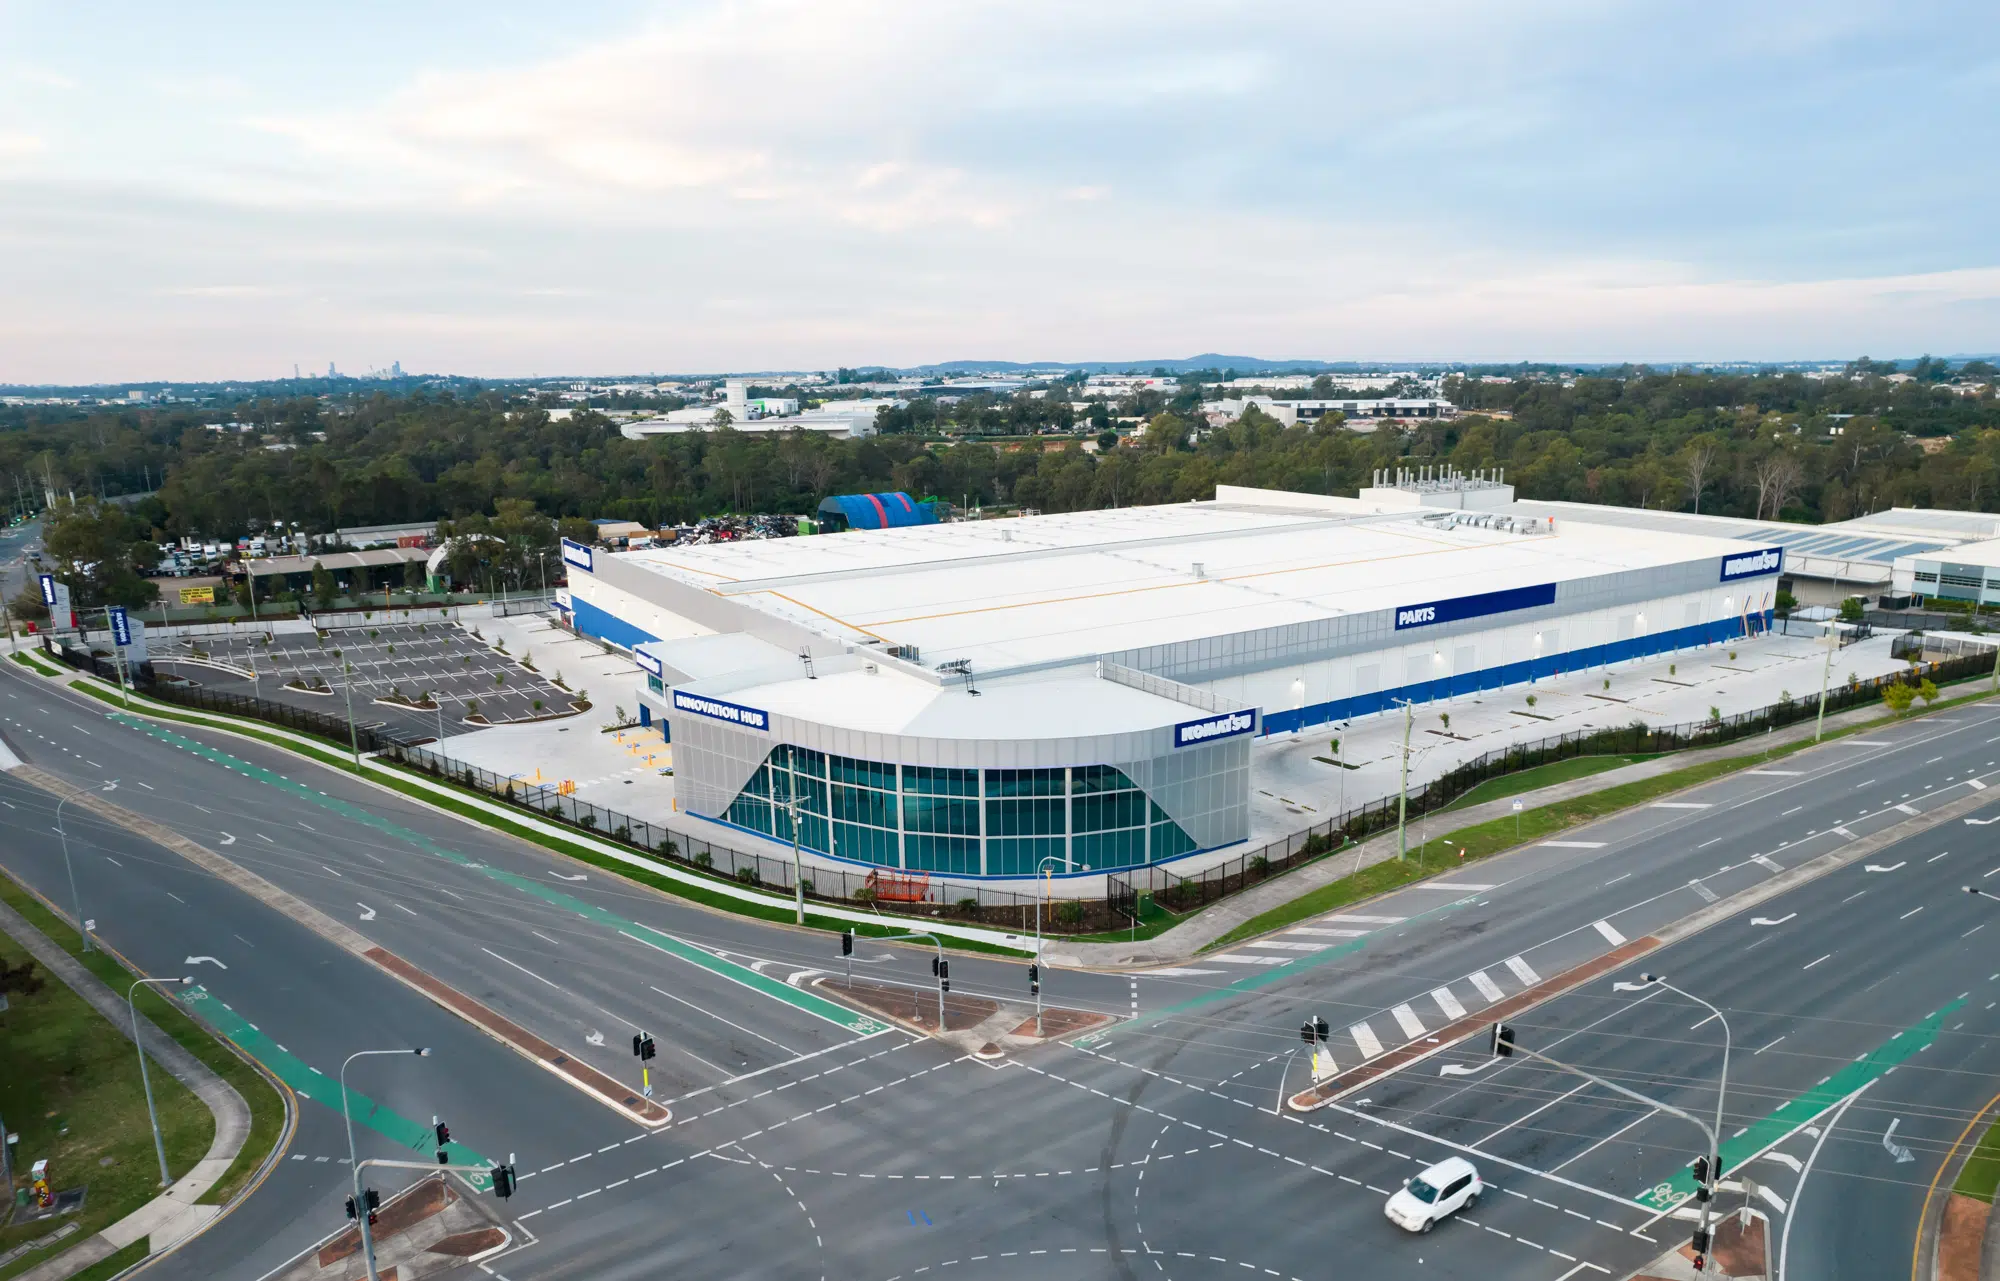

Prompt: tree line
[{"left": 5, "top": 366, "right": 1999, "bottom": 615}]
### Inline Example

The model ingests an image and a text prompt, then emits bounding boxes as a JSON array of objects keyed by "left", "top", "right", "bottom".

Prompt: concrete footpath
[
  {"left": 1048, "top": 683, "right": 1998, "bottom": 969},
  {"left": 0, "top": 897, "right": 253, "bottom": 1281}
]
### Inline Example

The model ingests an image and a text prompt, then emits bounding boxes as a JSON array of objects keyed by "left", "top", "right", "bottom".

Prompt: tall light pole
[
  {"left": 1033, "top": 855, "right": 1064, "bottom": 1035},
  {"left": 128, "top": 976, "right": 193, "bottom": 1186},
  {"left": 53, "top": 791, "right": 91, "bottom": 952},
  {"left": 341, "top": 658, "right": 361, "bottom": 768},
  {"left": 1814, "top": 616, "right": 1836, "bottom": 740},
  {"left": 781, "top": 791, "right": 806, "bottom": 926},
  {"left": 1613, "top": 973, "right": 1730, "bottom": 1262},
  {"left": 1395, "top": 698, "right": 1413, "bottom": 860},
  {"left": 342, "top": 1046, "right": 430, "bottom": 1281}
]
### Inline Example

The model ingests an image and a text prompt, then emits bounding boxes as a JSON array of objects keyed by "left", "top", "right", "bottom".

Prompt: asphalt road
[{"left": 1, "top": 652, "right": 1995, "bottom": 1280}]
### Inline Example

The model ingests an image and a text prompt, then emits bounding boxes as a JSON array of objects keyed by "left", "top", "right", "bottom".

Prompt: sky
[{"left": 3, "top": 0, "right": 1997, "bottom": 382}]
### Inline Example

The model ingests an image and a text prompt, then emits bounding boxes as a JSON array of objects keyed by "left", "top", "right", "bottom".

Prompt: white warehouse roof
[{"left": 611, "top": 490, "right": 1767, "bottom": 675}]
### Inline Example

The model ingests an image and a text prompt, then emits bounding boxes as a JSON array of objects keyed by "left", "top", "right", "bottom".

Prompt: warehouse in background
[{"left": 559, "top": 476, "right": 1794, "bottom": 882}]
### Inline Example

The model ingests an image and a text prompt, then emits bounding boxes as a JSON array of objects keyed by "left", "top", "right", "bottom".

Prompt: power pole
[
  {"left": 1396, "top": 699, "right": 1413, "bottom": 860},
  {"left": 341, "top": 660, "right": 361, "bottom": 768},
  {"left": 1814, "top": 619, "right": 1835, "bottom": 740}
]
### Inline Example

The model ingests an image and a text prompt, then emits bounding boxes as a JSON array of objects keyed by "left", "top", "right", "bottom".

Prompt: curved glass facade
[{"left": 723, "top": 744, "right": 1199, "bottom": 875}]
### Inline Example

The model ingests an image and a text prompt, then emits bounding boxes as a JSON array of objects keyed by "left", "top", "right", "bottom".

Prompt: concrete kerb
[
  {"left": 50, "top": 668, "right": 1034, "bottom": 954},
  {"left": 0, "top": 895, "right": 252, "bottom": 1281},
  {"left": 1053, "top": 687, "right": 1999, "bottom": 969}
]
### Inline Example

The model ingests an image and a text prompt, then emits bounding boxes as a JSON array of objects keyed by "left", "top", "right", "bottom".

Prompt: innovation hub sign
[{"left": 671, "top": 689, "right": 770, "bottom": 731}]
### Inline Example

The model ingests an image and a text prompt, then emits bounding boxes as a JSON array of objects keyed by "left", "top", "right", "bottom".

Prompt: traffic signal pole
[
  {"left": 875, "top": 931, "right": 946, "bottom": 1029},
  {"left": 1490, "top": 1023, "right": 1722, "bottom": 1266}
]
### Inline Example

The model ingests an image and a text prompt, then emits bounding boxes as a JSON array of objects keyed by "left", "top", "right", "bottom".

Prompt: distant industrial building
[{"left": 1205, "top": 396, "right": 1455, "bottom": 429}]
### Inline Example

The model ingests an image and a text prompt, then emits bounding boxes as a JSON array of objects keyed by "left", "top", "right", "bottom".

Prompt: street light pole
[
  {"left": 876, "top": 932, "right": 946, "bottom": 1030},
  {"left": 782, "top": 791, "right": 806, "bottom": 926},
  {"left": 341, "top": 1046, "right": 430, "bottom": 1281},
  {"left": 127, "top": 976, "right": 194, "bottom": 1186},
  {"left": 341, "top": 659, "right": 361, "bottom": 768},
  {"left": 1611, "top": 974, "right": 1730, "bottom": 1260},
  {"left": 1034, "top": 856, "right": 1063, "bottom": 1036},
  {"left": 1396, "top": 698, "right": 1413, "bottom": 861},
  {"left": 1814, "top": 618, "right": 1836, "bottom": 740},
  {"left": 53, "top": 792, "right": 91, "bottom": 952}
]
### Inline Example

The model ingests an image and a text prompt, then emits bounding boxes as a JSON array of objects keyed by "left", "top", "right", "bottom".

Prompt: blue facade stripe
[
  {"left": 1263, "top": 611, "right": 1772, "bottom": 735},
  {"left": 571, "top": 596, "right": 660, "bottom": 651}
]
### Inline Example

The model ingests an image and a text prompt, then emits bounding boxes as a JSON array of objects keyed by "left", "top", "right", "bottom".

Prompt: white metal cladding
[{"left": 1102, "top": 559, "right": 1730, "bottom": 684}]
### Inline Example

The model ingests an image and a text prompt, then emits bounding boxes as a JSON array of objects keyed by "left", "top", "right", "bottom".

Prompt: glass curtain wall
[{"left": 723, "top": 745, "right": 1198, "bottom": 875}]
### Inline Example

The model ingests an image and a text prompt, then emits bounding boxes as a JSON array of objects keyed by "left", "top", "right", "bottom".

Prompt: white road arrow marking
[
  {"left": 1865, "top": 862, "right": 1906, "bottom": 873},
  {"left": 1967, "top": 817, "right": 2000, "bottom": 826},
  {"left": 1761, "top": 1151, "right": 1804, "bottom": 1173},
  {"left": 357, "top": 903, "right": 376, "bottom": 921},
  {"left": 1439, "top": 1059, "right": 1499, "bottom": 1078},
  {"left": 585, "top": 1030, "right": 605, "bottom": 1047},
  {"left": 547, "top": 871, "right": 587, "bottom": 882},
  {"left": 1750, "top": 914, "right": 1797, "bottom": 926},
  {"left": 1884, "top": 1119, "right": 1914, "bottom": 1164},
  {"left": 101, "top": 780, "right": 117, "bottom": 792},
  {"left": 185, "top": 955, "right": 227, "bottom": 969},
  {"left": 219, "top": 832, "right": 236, "bottom": 845}
]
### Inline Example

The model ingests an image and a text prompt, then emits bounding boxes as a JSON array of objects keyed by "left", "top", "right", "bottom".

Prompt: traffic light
[
  {"left": 1690, "top": 1225, "right": 1710, "bottom": 1270},
  {"left": 1300, "top": 1020, "right": 1316, "bottom": 1046},
  {"left": 1691, "top": 1155, "right": 1710, "bottom": 1201},
  {"left": 491, "top": 1161, "right": 517, "bottom": 1199},
  {"left": 345, "top": 1195, "right": 358, "bottom": 1221},
  {"left": 1313, "top": 1016, "right": 1329, "bottom": 1044},
  {"left": 632, "top": 1032, "right": 656, "bottom": 1061},
  {"left": 939, "top": 959, "right": 950, "bottom": 993},
  {"left": 932, "top": 956, "right": 941, "bottom": 975},
  {"left": 1028, "top": 963, "right": 1040, "bottom": 995},
  {"left": 365, "top": 1188, "right": 381, "bottom": 1226},
  {"left": 1490, "top": 1023, "right": 1516, "bottom": 1058},
  {"left": 841, "top": 929, "right": 854, "bottom": 956}
]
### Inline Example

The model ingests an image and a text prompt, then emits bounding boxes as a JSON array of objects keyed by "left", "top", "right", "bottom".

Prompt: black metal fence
[
  {"left": 47, "top": 630, "right": 1995, "bottom": 934},
  {"left": 1109, "top": 648, "right": 1997, "bottom": 915},
  {"left": 380, "top": 743, "right": 1105, "bottom": 932}
]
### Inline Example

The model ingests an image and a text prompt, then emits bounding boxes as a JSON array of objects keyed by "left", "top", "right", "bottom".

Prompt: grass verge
[
  {"left": 0, "top": 914, "right": 211, "bottom": 1278},
  {"left": 9, "top": 650, "right": 61, "bottom": 677},
  {"left": 1204, "top": 688, "right": 1994, "bottom": 952},
  {"left": 63, "top": 1240, "right": 149, "bottom": 1281},
  {"left": 1443, "top": 753, "right": 1663, "bottom": 811},
  {"left": 0, "top": 875, "right": 286, "bottom": 1213},
  {"left": 1955, "top": 1115, "right": 2000, "bottom": 1202}
]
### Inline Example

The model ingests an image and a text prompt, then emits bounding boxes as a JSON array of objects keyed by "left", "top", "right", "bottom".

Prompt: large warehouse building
[{"left": 559, "top": 476, "right": 1790, "bottom": 882}]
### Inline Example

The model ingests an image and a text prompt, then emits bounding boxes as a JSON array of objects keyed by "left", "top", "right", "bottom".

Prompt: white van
[{"left": 1383, "top": 1156, "right": 1482, "bottom": 1233}]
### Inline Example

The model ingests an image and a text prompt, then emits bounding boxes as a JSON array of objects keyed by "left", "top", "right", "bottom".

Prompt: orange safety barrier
[{"left": 864, "top": 869, "right": 932, "bottom": 903}]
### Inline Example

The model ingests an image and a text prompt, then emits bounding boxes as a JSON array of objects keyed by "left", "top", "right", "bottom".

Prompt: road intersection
[{"left": 1, "top": 655, "right": 1995, "bottom": 1279}]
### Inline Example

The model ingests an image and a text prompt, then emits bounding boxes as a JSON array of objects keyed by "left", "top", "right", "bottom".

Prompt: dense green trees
[{"left": 5, "top": 370, "right": 2000, "bottom": 575}]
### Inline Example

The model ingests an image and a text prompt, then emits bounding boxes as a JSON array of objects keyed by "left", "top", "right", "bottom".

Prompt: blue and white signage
[
  {"left": 671, "top": 689, "right": 770, "bottom": 731},
  {"left": 1175, "top": 708, "right": 1257, "bottom": 748},
  {"left": 37, "top": 573, "right": 57, "bottom": 607},
  {"left": 560, "top": 538, "right": 595, "bottom": 574},
  {"left": 108, "top": 606, "right": 131, "bottom": 647},
  {"left": 633, "top": 647, "right": 663, "bottom": 677},
  {"left": 1720, "top": 546, "right": 1784, "bottom": 582},
  {"left": 1394, "top": 582, "right": 1557, "bottom": 631}
]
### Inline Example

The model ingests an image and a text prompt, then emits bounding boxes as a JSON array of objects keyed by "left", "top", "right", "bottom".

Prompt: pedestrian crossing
[{"left": 1197, "top": 903, "right": 1597, "bottom": 1074}]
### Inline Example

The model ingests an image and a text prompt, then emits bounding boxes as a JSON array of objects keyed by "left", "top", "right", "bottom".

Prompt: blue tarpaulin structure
[{"left": 817, "top": 492, "right": 938, "bottom": 532}]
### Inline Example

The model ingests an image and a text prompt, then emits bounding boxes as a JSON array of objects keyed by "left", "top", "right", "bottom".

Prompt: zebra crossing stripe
[
  {"left": 1431, "top": 986, "right": 1467, "bottom": 1020},
  {"left": 1592, "top": 920, "right": 1627, "bottom": 945},
  {"left": 1210, "top": 953, "right": 1290, "bottom": 966},
  {"left": 1285, "top": 928, "right": 1371, "bottom": 938},
  {"left": 1469, "top": 970, "right": 1505, "bottom": 1002},
  {"left": 1390, "top": 1004, "right": 1426, "bottom": 1039},
  {"left": 1505, "top": 955, "right": 1541, "bottom": 986},
  {"left": 1242, "top": 940, "right": 1330, "bottom": 952},
  {"left": 1350, "top": 1021, "right": 1384, "bottom": 1059}
]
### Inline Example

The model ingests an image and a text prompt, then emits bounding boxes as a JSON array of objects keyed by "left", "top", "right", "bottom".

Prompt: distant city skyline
[{"left": 3, "top": 0, "right": 1996, "bottom": 382}]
